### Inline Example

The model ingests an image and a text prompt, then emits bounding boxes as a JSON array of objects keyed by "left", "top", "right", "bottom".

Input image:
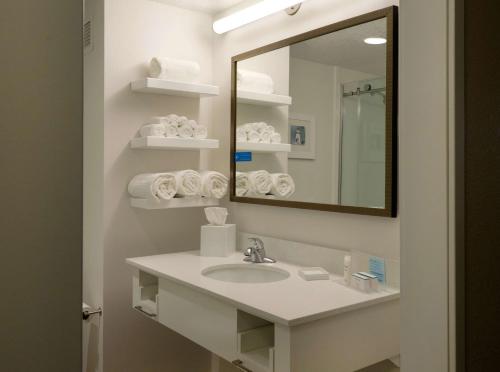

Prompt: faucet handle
[{"left": 248, "top": 237, "right": 264, "bottom": 251}]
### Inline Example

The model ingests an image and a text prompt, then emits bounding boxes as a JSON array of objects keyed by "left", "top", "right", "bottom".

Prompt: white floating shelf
[
  {"left": 130, "top": 197, "right": 219, "bottom": 210},
  {"left": 237, "top": 142, "right": 291, "bottom": 153},
  {"left": 131, "top": 78, "right": 219, "bottom": 98},
  {"left": 131, "top": 137, "right": 219, "bottom": 150},
  {"left": 237, "top": 90, "right": 292, "bottom": 107}
]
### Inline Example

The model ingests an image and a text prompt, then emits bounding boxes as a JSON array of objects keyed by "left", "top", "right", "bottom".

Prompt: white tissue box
[{"left": 200, "top": 224, "right": 236, "bottom": 257}]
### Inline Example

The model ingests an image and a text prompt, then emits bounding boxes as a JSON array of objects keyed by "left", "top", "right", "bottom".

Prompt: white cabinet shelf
[
  {"left": 236, "top": 142, "right": 291, "bottom": 153},
  {"left": 130, "top": 197, "right": 219, "bottom": 210},
  {"left": 131, "top": 137, "right": 219, "bottom": 150},
  {"left": 131, "top": 78, "right": 219, "bottom": 98},
  {"left": 237, "top": 90, "right": 292, "bottom": 107}
]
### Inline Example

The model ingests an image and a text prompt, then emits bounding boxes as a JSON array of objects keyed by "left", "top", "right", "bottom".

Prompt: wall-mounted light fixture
[
  {"left": 213, "top": 0, "right": 308, "bottom": 34},
  {"left": 364, "top": 37, "right": 387, "bottom": 45}
]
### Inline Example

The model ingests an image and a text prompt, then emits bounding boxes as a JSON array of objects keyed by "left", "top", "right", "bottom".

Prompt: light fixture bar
[{"left": 213, "top": 0, "right": 308, "bottom": 34}]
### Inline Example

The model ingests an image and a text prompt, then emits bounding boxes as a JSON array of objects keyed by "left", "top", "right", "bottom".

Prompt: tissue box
[{"left": 200, "top": 224, "right": 236, "bottom": 257}]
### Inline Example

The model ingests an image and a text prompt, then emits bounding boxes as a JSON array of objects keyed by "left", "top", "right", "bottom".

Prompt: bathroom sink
[{"left": 202, "top": 264, "right": 290, "bottom": 283}]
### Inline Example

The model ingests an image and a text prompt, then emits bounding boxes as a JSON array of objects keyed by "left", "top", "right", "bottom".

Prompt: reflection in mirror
[{"left": 232, "top": 10, "right": 396, "bottom": 216}]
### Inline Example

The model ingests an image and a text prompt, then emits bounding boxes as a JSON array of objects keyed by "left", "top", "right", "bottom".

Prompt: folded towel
[
  {"left": 174, "top": 170, "right": 201, "bottom": 196},
  {"left": 237, "top": 69, "right": 274, "bottom": 94},
  {"left": 269, "top": 173, "right": 295, "bottom": 198},
  {"left": 260, "top": 130, "right": 272, "bottom": 143},
  {"left": 177, "top": 120, "right": 194, "bottom": 138},
  {"left": 194, "top": 125, "right": 208, "bottom": 139},
  {"left": 236, "top": 172, "right": 251, "bottom": 196},
  {"left": 248, "top": 170, "right": 272, "bottom": 195},
  {"left": 247, "top": 130, "right": 260, "bottom": 143},
  {"left": 200, "top": 171, "right": 228, "bottom": 199},
  {"left": 128, "top": 173, "right": 177, "bottom": 201},
  {"left": 164, "top": 123, "right": 178, "bottom": 138},
  {"left": 139, "top": 124, "right": 166, "bottom": 137},
  {"left": 270, "top": 132, "right": 282, "bottom": 144},
  {"left": 236, "top": 127, "right": 247, "bottom": 142},
  {"left": 149, "top": 57, "right": 201, "bottom": 83}
]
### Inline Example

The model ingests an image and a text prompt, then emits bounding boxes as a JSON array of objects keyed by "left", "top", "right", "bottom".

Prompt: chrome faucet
[{"left": 244, "top": 237, "right": 276, "bottom": 263}]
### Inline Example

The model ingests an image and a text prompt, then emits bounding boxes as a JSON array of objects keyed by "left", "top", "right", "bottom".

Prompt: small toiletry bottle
[{"left": 344, "top": 255, "right": 352, "bottom": 285}]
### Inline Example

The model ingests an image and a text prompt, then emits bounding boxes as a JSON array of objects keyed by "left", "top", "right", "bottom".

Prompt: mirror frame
[{"left": 230, "top": 6, "right": 398, "bottom": 217}]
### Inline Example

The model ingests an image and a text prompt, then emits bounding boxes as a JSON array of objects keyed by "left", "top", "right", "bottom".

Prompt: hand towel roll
[
  {"left": 247, "top": 130, "right": 260, "bottom": 143},
  {"left": 270, "top": 132, "right": 282, "bottom": 144},
  {"left": 241, "top": 123, "right": 253, "bottom": 133},
  {"left": 237, "top": 69, "right": 275, "bottom": 94},
  {"left": 248, "top": 170, "right": 272, "bottom": 195},
  {"left": 236, "top": 127, "right": 247, "bottom": 142},
  {"left": 128, "top": 173, "right": 177, "bottom": 201},
  {"left": 177, "top": 120, "right": 194, "bottom": 138},
  {"left": 174, "top": 170, "right": 201, "bottom": 196},
  {"left": 165, "top": 114, "right": 180, "bottom": 125},
  {"left": 236, "top": 172, "right": 251, "bottom": 196},
  {"left": 269, "top": 173, "right": 295, "bottom": 198},
  {"left": 149, "top": 57, "right": 201, "bottom": 83},
  {"left": 200, "top": 171, "right": 228, "bottom": 199},
  {"left": 140, "top": 124, "right": 166, "bottom": 137},
  {"left": 194, "top": 125, "right": 208, "bottom": 139},
  {"left": 251, "top": 122, "right": 268, "bottom": 133},
  {"left": 164, "top": 123, "right": 178, "bottom": 138}
]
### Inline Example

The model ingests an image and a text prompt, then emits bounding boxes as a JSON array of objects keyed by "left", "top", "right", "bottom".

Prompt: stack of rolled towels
[
  {"left": 236, "top": 122, "right": 282, "bottom": 144},
  {"left": 237, "top": 69, "right": 274, "bottom": 94},
  {"left": 128, "top": 170, "right": 228, "bottom": 201},
  {"left": 236, "top": 170, "right": 295, "bottom": 198},
  {"left": 149, "top": 57, "right": 200, "bottom": 83},
  {"left": 139, "top": 114, "right": 208, "bottom": 140}
]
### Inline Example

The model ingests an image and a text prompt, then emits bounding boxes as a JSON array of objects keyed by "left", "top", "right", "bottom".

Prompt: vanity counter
[{"left": 126, "top": 250, "right": 399, "bottom": 326}]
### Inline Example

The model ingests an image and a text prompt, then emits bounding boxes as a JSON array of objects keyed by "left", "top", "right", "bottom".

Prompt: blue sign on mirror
[{"left": 235, "top": 151, "right": 252, "bottom": 162}]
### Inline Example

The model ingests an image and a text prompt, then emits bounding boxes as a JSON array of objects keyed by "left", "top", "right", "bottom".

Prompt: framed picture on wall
[{"left": 288, "top": 113, "right": 316, "bottom": 159}]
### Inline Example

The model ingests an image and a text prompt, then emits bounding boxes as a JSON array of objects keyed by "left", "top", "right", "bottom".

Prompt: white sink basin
[{"left": 202, "top": 264, "right": 290, "bottom": 283}]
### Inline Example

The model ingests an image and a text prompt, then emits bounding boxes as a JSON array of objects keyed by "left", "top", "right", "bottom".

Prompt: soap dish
[{"left": 298, "top": 267, "right": 330, "bottom": 281}]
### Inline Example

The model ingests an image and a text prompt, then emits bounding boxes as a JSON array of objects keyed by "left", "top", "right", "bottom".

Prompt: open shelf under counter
[
  {"left": 131, "top": 136, "right": 219, "bottom": 150},
  {"left": 236, "top": 142, "right": 291, "bottom": 153},
  {"left": 130, "top": 197, "right": 219, "bottom": 210},
  {"left": 237, "top": 89, "right": 292, "bottom": 107},
  {"left": 131, "top": 78, "right": 219, "bottom": 98}
]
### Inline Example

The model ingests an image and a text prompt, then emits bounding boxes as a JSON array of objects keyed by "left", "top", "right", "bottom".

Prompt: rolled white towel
[
  {"left": 177, "top": 120, "right": 194, "bottom": 138},
  {"left": 165, "top": 114, "right": 180, "bottom": 125},
  {"left": 177, "top": 116, "right": 188, "bottom": 125},
  {"left": 194, "top": 125, "right": 208, "bottom": 139},
  {"left": 128, "top": 173, "right": 177, "bottom": 201},
  {"left": 151, "top": 116, "right": 168, "bottom": 124},
  {"left": 236, "top": 127, "right": 247, "bottom": 142},
  {"left": 270, "top": 132, "right": 282, "bottom": 144},
  {"left": 164, "top": 123, "right": 178, "bottom": 138},
  {"left": 265, "top": 125, "right": 275, "bottom": 134},
  {"left": 248, "top": 170, "right": 272, "bottom": 195},
  {"left": 237, "top": 69, "right": 274, "bottom": 94},
  {"left": 174, "top": 170, "right": 201, "bottom": 197},
  {"left": 251, "top": 122, "right": 268, "bottom": 133},
  {"left": 269, "top": 173, "right": 295, "bottom": 198},
  {"left": 241, "top": 123, "right": 253, "bottom": 133},
  {"left": 149, "top": 57, "right": 201, "bottom": 83},
  {"left": 139, "top": 124, "right": 165, "bottom": 137},
  {"left": 260, "top": 130, "right": 272, "bottom": 144},
  {"left": 186, "top": 119, "right": 198, "bottom": 129},
  {"left": 247, "top": 130, "right": 260, "bottom": 143},
  {"left": 236, "top": 172, "right": 251, "bottom": 197},
  {"left": 200, "top": 171, "right": 228, "bottom": 199}
]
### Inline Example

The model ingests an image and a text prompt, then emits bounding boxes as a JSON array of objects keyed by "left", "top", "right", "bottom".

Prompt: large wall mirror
[{"left": 230, "top": 7, "right": 398, "bottom": 217}]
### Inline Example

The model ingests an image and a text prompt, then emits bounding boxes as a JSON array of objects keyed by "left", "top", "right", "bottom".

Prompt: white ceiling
[
  {"left": 155, "top": 0, "right": 246, "bottom": 15},
  {"left": 291, "top": 19, "right": 387, "bottom": 76}
]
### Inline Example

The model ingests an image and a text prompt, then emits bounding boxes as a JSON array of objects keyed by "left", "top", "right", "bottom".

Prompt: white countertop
[{"left": 126, "top": 251, "right": 400, "bottom": 326}]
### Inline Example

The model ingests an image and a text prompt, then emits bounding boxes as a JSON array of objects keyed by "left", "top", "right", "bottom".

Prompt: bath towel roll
[
  {"left": 236, "top": 127, "right": 247, "bottom": 142},
  {"left": 164, "top": 123, "right": 178, "bottom": 138},
  {"left": 270, "top": 132, "right": 282, "bottom": 144},
  {"left": 248, "top": 170, "right": 272, "bottom": 195},
  {"left": 260, "top": 130, "right": 272, "bottom": 144},
  {"left": 128, "top": 173, "right": 177, "bottom": 201},
  {"left": 269, "top": 173, "right": 295, "bottom": 198},
  {"left": 165, "top": 114, "right": 180, "bottom": 125},
  {"left": 194, "top": 125, "right": 208, "bottom": 139},
  {"left": 236, "top": 172, "right": 251, "bottom": 196},
  {"left": 251, "top": 122, "right": 268, "bottom": 133},
  {"left": 200, "top": 171, "right": 228, "bottom": 199},
  {"left": 149, "top": 57, "right": 201, "bottom": 83},
  {"left": 237, "top": 69, "right": 275, "bottom": 94},
  {"left": 247, "top": 130, "right": 260, "bottom": 143},
  {"left": 241, "top": 123, "right": 253, "bottom": 133},
  {"left": 139, "top": 124, "right": 166, "bottom": 137},
  {"left": 174, "top": 170, "right": 202, "bottom": 196},
  {"left": 177, "top": 120, "right": 194, "bottom": 138}
]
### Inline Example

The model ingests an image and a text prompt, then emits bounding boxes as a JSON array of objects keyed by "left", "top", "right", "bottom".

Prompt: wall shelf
[
  {"left": 236, "top": 142, "right": 291, "bottom": 153},
  {"left": 237, "top": 90, "right": 292, "bottom": 107},
  {"left": 131, "top": 78, "right": 219, "bottom": 98},
  {"left": 130, "top": 197, "right": 219, "bottom": 210},
  {"left": 131, "top": 137, "right": 219, "bottom": 150}
]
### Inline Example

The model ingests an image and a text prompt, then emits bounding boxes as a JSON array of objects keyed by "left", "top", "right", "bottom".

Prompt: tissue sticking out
[{"left": 205, "top": 207, "right": 228, "bottom": 226}]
